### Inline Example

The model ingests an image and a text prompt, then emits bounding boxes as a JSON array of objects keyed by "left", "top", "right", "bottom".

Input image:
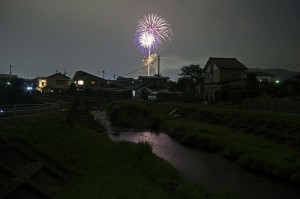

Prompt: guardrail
[{"left": 0, "top": 103, "right": 60, "bottom": 118}]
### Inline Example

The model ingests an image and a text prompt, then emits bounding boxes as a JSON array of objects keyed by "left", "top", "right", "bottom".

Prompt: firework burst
[{"left": 134, "top": 13, "right": 173, "bottom": 54}]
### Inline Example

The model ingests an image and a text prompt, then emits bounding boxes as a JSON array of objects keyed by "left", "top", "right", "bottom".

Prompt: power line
[{"left": 122, "top": 65, "right": 148, "bottom": 76}]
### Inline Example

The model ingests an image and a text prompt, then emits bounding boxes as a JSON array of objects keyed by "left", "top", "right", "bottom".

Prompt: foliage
[
  {"left": 68, "top": 83, "right": 77, "bottom": 95},
  {"left": 175, "top": 64, "right": 203, "bottom": 91},
  {"left": 0, "top": 112, "right": 222, "bottom": 199},
  {"left": 162, "top": 118, "right": 300, "bottom": 184},
  {"left": 246, "top": 72, "right": 258, "bottom": 90},
  {"left": 0, "top": 78, "right": 36, "bottom": 104},
  {"left": 66, "top": 92, "right": 82, "bottom": 125},
  {"left": 179, "top": 64, "right": 203, "bottom": 84},
  {"left": 107, "top": 100, "right": 162, "bottom": 129}
]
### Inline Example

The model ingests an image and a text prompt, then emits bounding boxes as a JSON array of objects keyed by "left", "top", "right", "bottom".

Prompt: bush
[
  {"left": 66, "top": 92, "right": 82, "bottom": 125},
  {"left": 107, "top": 101, "right": 162, "bottom": 130}
]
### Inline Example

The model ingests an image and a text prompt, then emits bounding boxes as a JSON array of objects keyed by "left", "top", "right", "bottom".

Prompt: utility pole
[
  {"left": 102, "top": 70, "right": 105, "bottom": 79},
  {"left": 9, "top": 64, "right": 12, "bottom": 81},
  {"left": 157, "top": 56, "right": 160, "bottom": 92}
]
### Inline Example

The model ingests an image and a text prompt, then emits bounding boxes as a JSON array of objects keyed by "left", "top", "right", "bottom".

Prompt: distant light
[
  {"left": 0, "top": 109, "right": 3, "bottom": 113},
  {"left": 26, "top": 86, "right": 33, "bottom": 91},
  {"left": 6, "top": 82, "right": 11, "bottom": 86},
  {"left": 275, "top": 80, "right": 280, "bottom": 84}
]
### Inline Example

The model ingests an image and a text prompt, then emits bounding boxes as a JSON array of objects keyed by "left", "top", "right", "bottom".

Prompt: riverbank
[
  {"left": 0, "top": 112, "right": 229, "bottom": 198},
  {"left": 107, "top": 100, "right": 300, "bottom": 185}
]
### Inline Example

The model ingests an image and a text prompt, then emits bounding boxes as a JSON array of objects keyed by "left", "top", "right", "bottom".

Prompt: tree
[
  {"left": 174, "top": 64, "right": 203, "bottom": 91},
  {"left": 179, "top": 64, "right": 203, "bottom": 85},
  {"left": 246, "top": 72, "right": 258, "bottom": 90},
  {"left": 68, "top": 83, "right": 77, "bottom": 95}
]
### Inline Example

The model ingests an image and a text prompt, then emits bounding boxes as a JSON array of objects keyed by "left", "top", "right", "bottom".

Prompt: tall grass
[
  {"left": 0, "top": 112, "right": 233, "bottom": 199},
  {"left": 107, "top": 100, "right": 162, "bottom": 130},
  {"left": 162, "top": 118, "right": 300, "bottom": 185}
]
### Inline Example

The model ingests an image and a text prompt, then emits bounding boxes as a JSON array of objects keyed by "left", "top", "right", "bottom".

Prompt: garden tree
[
  {"left": 246, "top": 72, "right": 258, "bottom": 90},
  {"left": 179, "top": 64, "right": 203, "bottom": 84},
  {"left": 175, "top": 64, "right": 203, "bottom": 91},
  {"left": 68, "top": 83, "right": 77, "bottom": 95}
]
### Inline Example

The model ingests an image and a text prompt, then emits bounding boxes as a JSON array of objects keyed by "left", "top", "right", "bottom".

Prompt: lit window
[
  {"left": 78, "top": 80, "right": 84, "bottom": 85},
  {"left": 91, "top": 81, "right": 95, "bottom": 85}
]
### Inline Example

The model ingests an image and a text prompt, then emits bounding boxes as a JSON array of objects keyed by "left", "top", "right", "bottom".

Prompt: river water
[{"left": 109, "top": 131, "right": 300, "bottom": 199}]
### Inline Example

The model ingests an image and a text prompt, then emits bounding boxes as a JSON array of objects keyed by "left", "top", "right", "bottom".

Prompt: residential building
[
  {"left": 138, "top": 75, "right": 169, "bottom": 87},
  {"left": 0, "top": 74, "right": 18, "bottom": 83},
  {"left": 250, "top": 71, "right": 274, "bottom": 83},
  {"left": 73, "top": 71, "right": 106, "bottom": 90},
  {"left": 42, "top": 73, "right": 70, "bottom": 93},
  {"left": 202, "top": 57, "right": 248, "bottom": 100},
  {"left": 34, "top": 77, "right": 47, "bottom": 92},
  {"left": 92, "top": 83, "right": 132, "bottom": 99}
]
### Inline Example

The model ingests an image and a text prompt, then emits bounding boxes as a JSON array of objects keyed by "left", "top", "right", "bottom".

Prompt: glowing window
[
  {"left": 91, "top": 81, "right": 96, "bottom": 85},
  {"left": 78, "top": 80, "right": 84, "bottom": 85}
]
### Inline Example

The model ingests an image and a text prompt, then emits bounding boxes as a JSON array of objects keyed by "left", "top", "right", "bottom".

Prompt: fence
[{"left": 0, "top": 103, "right": 60, "bottom": 118}]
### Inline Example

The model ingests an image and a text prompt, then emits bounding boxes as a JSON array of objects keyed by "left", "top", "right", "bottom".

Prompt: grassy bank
[
  {"left": 0, "top": 112, "right": 229, "bottom": 199},
  {"left": 107, "top": 100, "right": 162, "bottom": 130},
  {"left": 161, "top": 118, "right": 300, "bottom": 184},
  {"left": 107, "top": 100, "right": 300, "bottom": 185}
]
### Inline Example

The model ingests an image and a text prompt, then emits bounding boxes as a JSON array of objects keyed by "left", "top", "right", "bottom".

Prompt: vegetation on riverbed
[
  {"left": 107, "top": 100, "right": 162, "bottom": 130},
  {"left": 0, "top": 112, "right": 230, "bottom": 199},
  {"left": 161, "top": 119, "right": 300, "bottom": 184},
  {"left": 107, "top": 100, "right": 300, "bottom": 185}
]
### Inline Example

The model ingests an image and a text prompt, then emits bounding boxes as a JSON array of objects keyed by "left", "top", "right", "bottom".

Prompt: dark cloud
[{"left": 0, "top": 0, "right": 299, "bottom": 80}]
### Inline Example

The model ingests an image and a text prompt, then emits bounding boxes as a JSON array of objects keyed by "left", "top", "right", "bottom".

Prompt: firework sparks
[{"left": 134, "top": 13, "right": 173, "bottom": 54}]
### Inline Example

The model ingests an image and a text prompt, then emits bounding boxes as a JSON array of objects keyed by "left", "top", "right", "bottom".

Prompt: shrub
[{"left": 107, "top": 101, "right": 162, "bottom": 130}]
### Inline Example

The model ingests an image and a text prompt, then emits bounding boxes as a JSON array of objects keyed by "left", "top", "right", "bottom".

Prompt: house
[
  {"left": 249, "top": 71, "right": 274, "bottom": 83},
  {"left": 34, "top": 77, "right": 47, "bottom": 92},
  {"left": 73, "top": 71, "right": 106, "bottom": 90},
  {"left": 0, "top": 74, "right": 18, "bottom": 83},
  {"left": 42, "top": 73, "right": 70, "bottom": 93},
  {"left": 92, "top": 83, "right": 132, "bottom": 99},
  {"left": 114, "top": 76, "right": 140, "bottom": 88},
  {"left": 138, "top": 75, "right": 169, "bottom": 87},
  {"left": 202, "top": 57, "right": 248, "bottom": 100}
]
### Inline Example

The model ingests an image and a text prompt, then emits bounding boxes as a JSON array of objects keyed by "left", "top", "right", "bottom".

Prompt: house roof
[
  {"left": 73, "top": 70, "right": 105, "bottom": 81},
  {"left": 47, "top": 73, "right": 70, "bottom": 79},
  {"left": 204, "top": 57, "right": 248, "bottom": 70},
  {"left": 0, "top": 74, "right": 18, "bottom": 79},
  {"left": 138, "top": 75, "right": 169, "bottom": 80},
  {"left": 92, "top": 83, "right": 127, "bottom": 91},
  {"left": 116, "top": 76, "right": 134, "bottom": 80}
]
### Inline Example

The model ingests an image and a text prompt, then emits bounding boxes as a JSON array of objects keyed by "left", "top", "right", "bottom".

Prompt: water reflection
[{"left": 109, "top": 131, "right": 300, "bottom": 199}]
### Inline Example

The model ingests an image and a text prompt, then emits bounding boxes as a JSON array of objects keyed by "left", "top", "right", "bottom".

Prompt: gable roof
[
  {"left": 138, "top": 75, "right": 169, "bottom": 80},
  {"left": 73, "top": 70, "right": 105, "bottom": 81},
  {"left": 204, "top": 57, "right": 248, "bottom": 71},
  {"left": 47, "top": 73, "right": 70, "bottom": 79}
]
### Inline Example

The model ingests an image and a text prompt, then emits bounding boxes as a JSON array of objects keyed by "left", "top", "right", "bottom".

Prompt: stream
[{"left": 92, "top": 110, "right": 300, "bottom": 199}]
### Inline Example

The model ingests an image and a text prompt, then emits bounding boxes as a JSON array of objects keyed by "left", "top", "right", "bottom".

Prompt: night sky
[{"left": 1, "top": 0, "right": 299, "bottom": 80}]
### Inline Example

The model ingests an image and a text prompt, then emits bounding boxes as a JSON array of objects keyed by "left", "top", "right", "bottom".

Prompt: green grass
[
  {"left": 162, "top": 118, "right": 300, "bottom": 184},
  {"left": 107, "top": 100, "right": 300, "bottom": 185},
  {"left": 129, "top": 100, "right": 300, "bottom": 125},
  {"left": 0, "top": 112, "right": 230, "bottom": 199},
  {"left": 107, "top": 100, "right": 162, "bottom": 130}
]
